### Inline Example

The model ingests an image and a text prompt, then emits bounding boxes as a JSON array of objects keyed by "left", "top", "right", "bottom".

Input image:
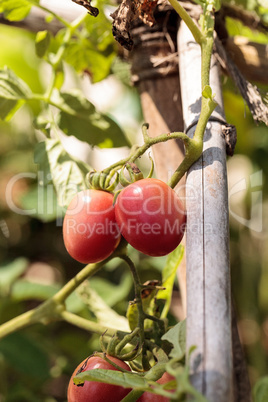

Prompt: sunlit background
[{"left": 0, "top": 0, "right": 267, "bottom": 400}]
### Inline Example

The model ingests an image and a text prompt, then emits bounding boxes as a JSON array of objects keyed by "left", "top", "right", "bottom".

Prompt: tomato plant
[
  {"left": 1, "top": 0, "right": 266, "bottom": 400},
  {"left": 115, "top": 178, "right": 186, "bottom": 256},
  {"left": 137, "top": 372, "right": 175, "bottom": 401},
  {"left": 67, "top": 355, "right": 131, "bottom": 402},
  {"left": 63, "top": 190, "right": 121, "bottom": 263}
]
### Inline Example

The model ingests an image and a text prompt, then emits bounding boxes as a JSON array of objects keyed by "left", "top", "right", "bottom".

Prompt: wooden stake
[{"left": 178, "top": 21, "right": 233, "bottom": 401}]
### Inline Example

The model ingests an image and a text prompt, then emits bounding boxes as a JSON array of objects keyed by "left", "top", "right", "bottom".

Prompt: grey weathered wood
[{"left": 178, "top": 21, "right": 233, "bottom": 401}]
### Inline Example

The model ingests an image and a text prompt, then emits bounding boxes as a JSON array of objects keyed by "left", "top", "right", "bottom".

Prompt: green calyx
[
  {"left": 119, "top": 163, "right": 144, "bottom": 187},
  {"left": 100, "top": 328, "right": 142, "bottom": 362},
  {"left": 119, "top": 157, "right": 154, "bottom": 188}
]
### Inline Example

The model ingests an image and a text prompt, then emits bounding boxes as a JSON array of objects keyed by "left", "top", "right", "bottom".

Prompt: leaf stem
[
  {"left": 44, "top": 12, "right": 88, "bottom": 100},
  {"left": 166, "top": 0, "right": 218, "bottom": 189},
  {"left": 0, "top": 246, "right": 126, "bottom": 340},
  {"left": 201, "top": 38, "right": 214, "bottom": 89},
  {"left": 52, "top": 261, "right": 107, "bottom": 305},
  {"left": 167, "top": 0, "right": 203, "bottom": 44},
  {"left": 119, "top": 255, "right": 147, "bottom": 363},
  {"left": 60, "top": 310, "right": 115, "bottom": 336},
  {"left": 102, "top": 129, "right": 190, "bottom": 175},
  {"left": 0, "top": 309, "right": 39, "bottom": 339},
  {"left": 35, "top": 3, "right": 72, "bottom": 28}
]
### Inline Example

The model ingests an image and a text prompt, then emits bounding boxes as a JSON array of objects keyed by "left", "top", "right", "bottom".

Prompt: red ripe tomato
[
  {"left": 114, "top": 178, "right": 186, "bottom": 256},
  {"left": 63, "top": 190, "right": 121, "bottom": 264},
  {"left": 137, "top": 372, "right": 175, "bottom": 402},
  {"left": 67, "top": 355, "right": 131, "bottom": 402}
]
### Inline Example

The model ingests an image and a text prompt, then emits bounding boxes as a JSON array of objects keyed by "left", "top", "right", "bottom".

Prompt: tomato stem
[
  {"left": 35, "top": 3, "right": 72, "bottom": 28},
  {"left": 43, "top": 12, "right": 87, "bottom": 100},
  {"left": 0, "top": 309, "right": 39, "bottom": 339},
  {"left": 101, "top": 353, "right": 134, "bottom": 372},
  {"left": 166, "top": 0, "right": 219, "bottom": 189},
  {"left": 119, "top": 255, "right": 147, "bottom": 364},
  {"left": 101, "top": 129, "right": 190, "bottom": 175},
  {"left": 60, "top": 311, "right": 115, "bottom": 336},
  {"left": 143, "top": 313, "right": 166, "bottom": 334},
  {"left": 168, "top": 0, "right": 203, "bottom": 44},
  {"left": 0, "top": 242, "right": 127, "bottom": 340}
]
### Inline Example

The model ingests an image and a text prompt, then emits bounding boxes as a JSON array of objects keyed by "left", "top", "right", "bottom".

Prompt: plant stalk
[
  {"left": 0, "top": 251, "right": 120, "bottom": 339},
  {"left": 120, "top": 255, "right": 145, "bottom": 349}
]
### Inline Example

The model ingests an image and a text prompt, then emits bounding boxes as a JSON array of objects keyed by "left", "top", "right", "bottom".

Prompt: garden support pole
[{"left": 178, "top": 21, "right": 233, "bottom": 401}]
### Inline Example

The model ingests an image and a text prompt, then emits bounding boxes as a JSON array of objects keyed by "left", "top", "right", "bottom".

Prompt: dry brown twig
[{"left": 214, "top": 35, "right": 268, "bottom": 126}]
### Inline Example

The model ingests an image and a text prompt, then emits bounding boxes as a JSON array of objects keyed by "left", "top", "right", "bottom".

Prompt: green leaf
[
  {"left": 35, "top": 30, "right": 51, "bottom": 58},
  {"left": 0, "top": 0, "right": 37, "bottom": 21},
  {"left": 65, "top": 292, "right": 88, "bottom": 314},
  {"left": 11, "top": 279, "right": 85, "bottom": 313},
  {"left": 253, "top": 376, "right": 268, "bottom": 402},
  {"left": 64, "top": 42, "right": 115, "bottom": 83},
  {"left": 157, "top": 245, "right": 184, "bottom": 318},
  {"left": 0, "top": 98, "right": 18, "bottom": 120},
  {"left": 20, "top": 185, "right": 64, "bottom": 222},
  {"left": 61, "top": 10, "right": 116, "bottom": 82},
  {"left": 33, "top": 109, "right": 53, "bottom": 135},
  {"left": 0, "top": 67, "right": 31, "bottom": 119},
  {"left": 52, "top": 89, "right": 130, "bottom": 148},
  {"left": 74, "top": 369, "right": 148, "bottom": 389},
  {"left": 112, "top": 57, "right": 132, "bottom": 87},
  {"left": 34, "top": 139, "right": 91, "bottom": 208},
  {"left": 89, "top": 273, "right": 132, "bottom": 307},
  {"left": 11, "top": 280, "right": 59, "bottom": 301},
  {"left": 0, "top": 332, "right": 50, "bottom": 379},
  {"left": 0, "top": 258, "right": 28, "bottom": 295},
  {"left": 169, "top": 363, "right": 208, "bottom": 401},
  {"left": 202, "top": 85, "right": 213, "bottom": 100},
  {"left": 75, "top": 367, "right": 176, "bottom": 398},
  {"left": 214, "top": 0, "right": 221, "bottom": 11},
  {"left": 161, "top": 320, "right": 186, "bottom": 360},
  {"left": 127, "top": 286, "right": 159, "bottom": 331},
  {"left": 225, "top": 16, "right": 268, "bottom": 44},
  {"left": 76, "top": 282, "right": 130, "bottom": 332}
]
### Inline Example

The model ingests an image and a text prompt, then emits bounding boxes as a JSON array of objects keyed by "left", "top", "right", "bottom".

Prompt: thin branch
[
  {"left": 214, "top": 34, "right": 268, "bottom": 126},
  {"left": 60, "top": 310, "right": 115, "bottom": 336}
]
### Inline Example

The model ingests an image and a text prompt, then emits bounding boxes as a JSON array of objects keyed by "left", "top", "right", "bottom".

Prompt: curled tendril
[
  {"left": 119, "top": 166, "right": 132, "bottom": 187},
  {"left": 129, "top": 360, "right": 144, "bottom": 372},
  {"left": 100, "top": 328, "right": 142, "bottom": 362},
  {"left": 104, "top": 169, "right": 119, "bottom": 192},
  {"left": 147, "top": 154, "right": 154, "bottom": 179},
  {"left": 87, "top": 154, "right": 154, "bottom": 192},
  {"left": 86, "top": 169, "right": 119, "bottom": 192}
]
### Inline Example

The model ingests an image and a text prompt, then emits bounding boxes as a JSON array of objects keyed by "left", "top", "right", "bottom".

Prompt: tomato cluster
[
  {"left": 63, "top": 178, "right": 186, "bottom": 263},
  {"left": 64, "top": 180, "right": 181, "bottom": 399},
  {"left": 67, "top": 355, "right": 175, "bottom": 402}
]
